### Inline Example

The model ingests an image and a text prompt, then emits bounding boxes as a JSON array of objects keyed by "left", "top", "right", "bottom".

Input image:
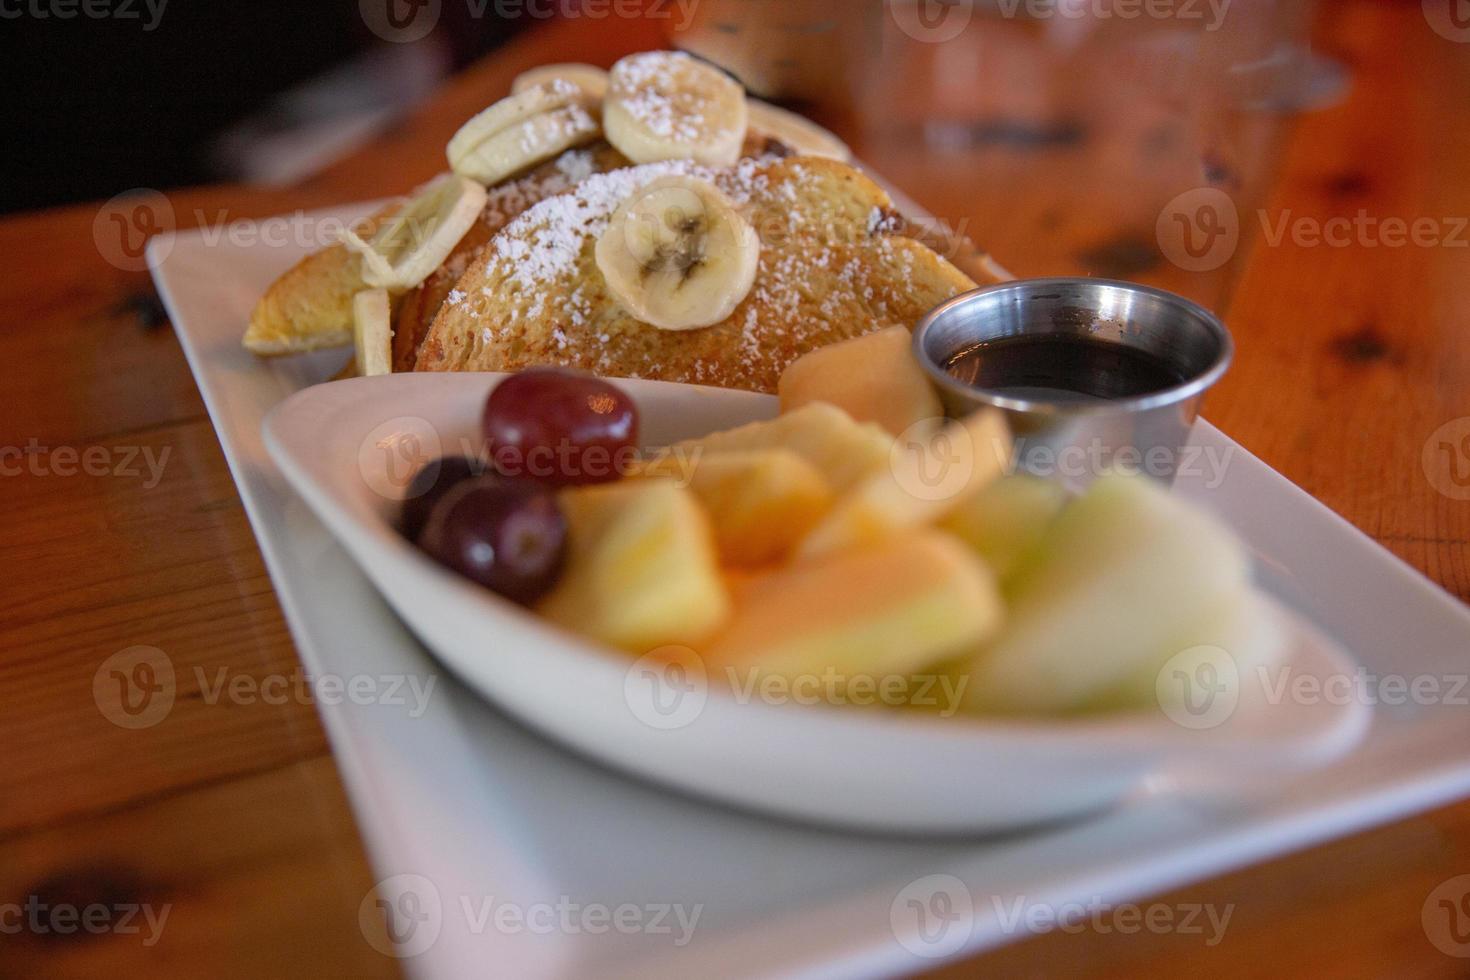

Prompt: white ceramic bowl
[{"left": 263, "top": 372, "right": 1369, "bottom": 834}]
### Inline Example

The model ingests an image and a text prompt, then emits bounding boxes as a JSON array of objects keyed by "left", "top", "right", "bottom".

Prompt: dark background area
[{"left": 3, "top": 1, "right": 528, "bottom": 215}]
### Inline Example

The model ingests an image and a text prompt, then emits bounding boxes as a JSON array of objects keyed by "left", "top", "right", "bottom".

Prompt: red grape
[
  {"left": 399, "top": 456, "right": 483, "bottom": 542},
  {"left": 416, "top": 476, "right": 567, "bottom": 605},
  {"left": 482, "top": 367, "right": 639, "bottom": 486}
]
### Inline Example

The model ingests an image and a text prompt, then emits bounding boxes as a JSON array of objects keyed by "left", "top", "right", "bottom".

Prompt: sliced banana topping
[
  {"left": 747, "top": 99, "right": 852, "bottom": 161},
  {"left": 447, "top": 80, "right": 601, "bottom": 185},
  {"left": 341, "top": 173, "right": 487, "bottom": 292},
  {"left": 352, "top": 289, "right": 393, "bottom": 377},
  {"left": 595, "top": 175, "right": 761, "bottom": 332},
  {"left": 511, "top": 63, "right": 609, "bottom": 102},
  {"left": 603, "top": 51, "right": 748, "bottom": 167}
]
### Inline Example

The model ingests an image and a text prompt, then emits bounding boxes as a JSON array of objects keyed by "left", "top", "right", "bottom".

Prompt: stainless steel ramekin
[{"left": 912, "top": 278, "right": 1233, "bottom": 486}]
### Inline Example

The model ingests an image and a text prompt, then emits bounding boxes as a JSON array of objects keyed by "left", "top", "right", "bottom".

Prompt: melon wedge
[
  {"left": 1083, "top": 586, "right": 1287, "bottom": 715},
  {"left": 702, "top": 531, "right": 1003, "bottom": 701},
  {"left": 940, "top": 474, "right": 1068, "bottom": 586},
  {"left": 777, "top": 325, "right": 943, "bottom": 437},
  {"left": 961, "top": 475, "right": 1250, "bottom": 715},
  {"left": 670, "top": 402, "right": 892, "bottom": 495},
  {"left": 797, "top": 408, "right": 1012, "bottom": 559}
]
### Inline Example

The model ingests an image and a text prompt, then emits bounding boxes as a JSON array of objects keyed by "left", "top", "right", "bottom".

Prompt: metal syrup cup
[{"left": 912, "top": 278, "right": 1233, "bottom": 486}]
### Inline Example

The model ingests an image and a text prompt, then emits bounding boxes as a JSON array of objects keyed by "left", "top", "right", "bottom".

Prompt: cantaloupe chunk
[
  {"left": 702, "top": 531, "right": 1004, "bottom": 698},
  {"left": 960, "top": 475, "right": 1250, "bottom": 715},
  {"left": 538, "top": 480, "right": 729, "bottom": 651},
  {"left": 635, "top": 449, "right": 833, "bottom": 566},
  {"left": 797, "top": 408, "right": 1012, "bottom": 559},
  {"left": 777, "top": 325, "right": 943, "bottom": 437},
  {"left": 671, "top": 402, "right": 892, "bottom": 494}
]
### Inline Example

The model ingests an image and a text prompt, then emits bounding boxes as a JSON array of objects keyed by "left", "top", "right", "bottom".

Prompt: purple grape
[
  {"left": 482, "top": 367, "right": 639, "bottom": 486},
  {"left": 399, "top": 456, "right": 483, "bottom": 542},
  {"left": 416, "top": 476, "right": 567, "bottom": 605}
]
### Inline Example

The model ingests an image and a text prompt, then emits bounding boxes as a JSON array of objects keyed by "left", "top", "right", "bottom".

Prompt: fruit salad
[{"left": 399, "top": 330, "right": 1283, "bottom": 719}]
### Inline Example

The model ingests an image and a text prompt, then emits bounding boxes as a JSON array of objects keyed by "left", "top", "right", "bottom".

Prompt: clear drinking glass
[{"left": 668, "top": 0, "right": 1330, "bottom": 315}]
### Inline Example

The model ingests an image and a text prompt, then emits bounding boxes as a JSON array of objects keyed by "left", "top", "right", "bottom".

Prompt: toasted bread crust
[
  {"left": 899, "top": 216, "right": 1012, "bottom": 286},
  {"left": 243, "top": 208, "right": 395, "bottom": 356},
  {"left": 416, "top": 156, "right": 975, "bottom": 392}
]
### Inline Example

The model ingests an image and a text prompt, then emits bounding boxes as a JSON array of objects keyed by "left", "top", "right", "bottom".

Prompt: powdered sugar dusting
[
  {"left": 515, "top": 103, "right": 598, "bottom": 156},
  {"left": 487, "top": 157, "right": 769, "bottom": 296},
  {"left": 544, "top": 78, "right": 582, "bottom": 100},
  {"left": 555, "top": 148, "right": 598, "bottom": 182},
  {"left": 477, "top": 147, "right": 598, "bottom": 229},
  {"left": 428, "top": 152, "right": 961, "bottom": 391},
  {"left": 610, "top": 51, "right": 742, "bottom": 146}
]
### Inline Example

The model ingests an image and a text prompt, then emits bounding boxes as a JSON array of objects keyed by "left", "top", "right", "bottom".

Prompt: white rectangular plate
[{"left": 150, "top": 203, "right": 1470, "bottom": 979}]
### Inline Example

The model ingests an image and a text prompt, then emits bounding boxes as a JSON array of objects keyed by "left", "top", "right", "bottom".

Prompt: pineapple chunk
[
  {"left": 538, "top": 480, "right": 729, "bottom": 652},
  {"left": 635, "top": 449, "right": 833, "bottom": 566},
  {"left": 702, "top": 531, "right": 1004, "bottom": 698},
  {"left": 797, "top": 408, "right": 1012, "bottom": 559},
  {"left": 940, "top": 474, "right": 1068, "bottom": 585},
  {"left": 777, "top": 325, "right": 943, "bottom": 437},
  {"left": 670, "top": 402, "right": 891, "bottom": 494}
]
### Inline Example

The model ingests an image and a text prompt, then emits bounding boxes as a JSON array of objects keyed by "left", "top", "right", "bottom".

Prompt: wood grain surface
[{"left": 2, "top": 2, "right": 1468, "bottom": 977}]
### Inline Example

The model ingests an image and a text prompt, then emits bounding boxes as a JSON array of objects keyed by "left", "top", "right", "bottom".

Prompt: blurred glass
[
  {"left": 666, "top": 0, "right": 881, "bottom": 103},
  {"left": 667, "top": 0, "right": 1337, "bottom": 314}
]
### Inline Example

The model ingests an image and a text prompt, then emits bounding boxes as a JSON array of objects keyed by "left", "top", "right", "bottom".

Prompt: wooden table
[{"left": 4, "top": 2, "right": 1469, "bottom": 976}]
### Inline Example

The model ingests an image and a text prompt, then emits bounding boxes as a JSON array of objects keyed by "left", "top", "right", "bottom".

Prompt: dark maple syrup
[{"left": 944, "top": 334, "right": 1186, "bottom": 403}]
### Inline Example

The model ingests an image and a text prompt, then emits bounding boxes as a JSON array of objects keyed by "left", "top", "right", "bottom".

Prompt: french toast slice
[
  {"left": 390, "top": 135, "right": 793, "bottom": 370},
  {"left": 244, "top": 136, "right": 788, "bottom": 361},
  {"left": 415, "top": 155, "right": 976, "bottom": 392},
  {"left": 244, "top": 142, "right": 633, "bottom": 357}
]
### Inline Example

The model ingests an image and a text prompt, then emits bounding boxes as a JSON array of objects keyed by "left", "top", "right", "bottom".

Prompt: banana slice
[
  {"left": 447, "top": 81, "right": 601, "bottom": 185},
  {"left": 595, "top": 175, "right": 761, "bottom": 331},
  {"left": 603, "top": 51, "right": 748, "bottom": 167},
  {"left": 352, "top": 289, "right": 393, "bottom": 377},
  {"left": 341, "top": 174, "right": 487, "bottom": 292},
  {"left": 512, "top": 63, "right": 609, "bottom": 101},
  {"left": 747, "top": 99, "right": 851, "bottom": 161}
]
